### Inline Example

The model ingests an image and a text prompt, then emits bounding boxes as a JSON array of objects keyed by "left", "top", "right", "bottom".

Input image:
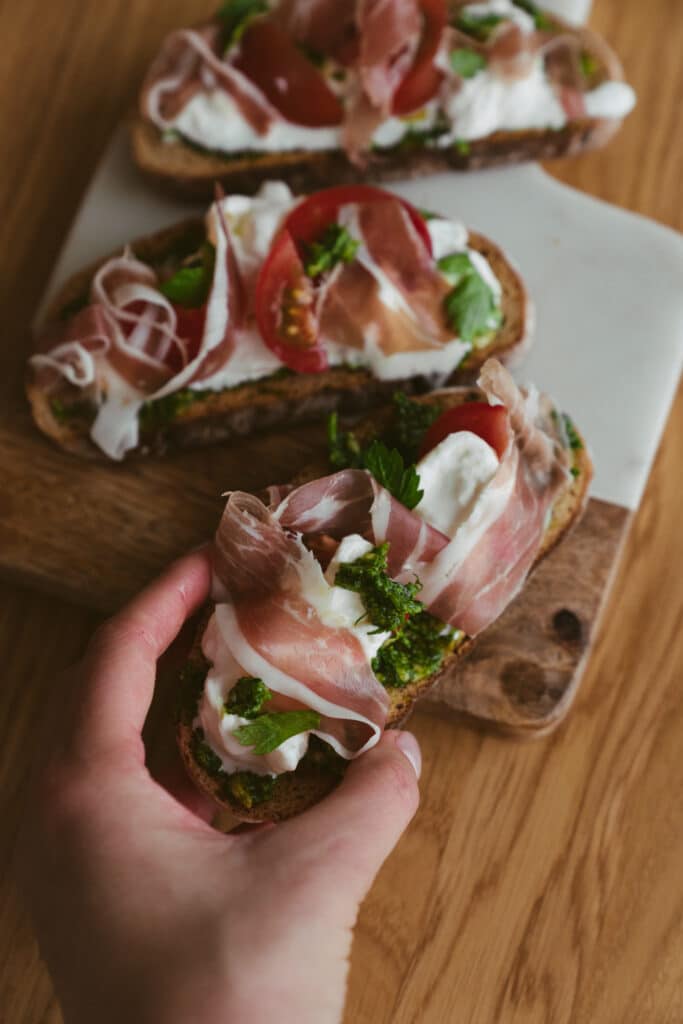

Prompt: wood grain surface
[{"left": 1, "top": 2, "right": 682, "bottom": 1022}]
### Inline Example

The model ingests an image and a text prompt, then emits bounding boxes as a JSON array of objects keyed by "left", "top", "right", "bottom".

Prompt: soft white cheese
[
  {"left": 583, "top": 81, "right": 636, "bottom": 120},
  {"left": 198, "top": 615, "right": 309, "bottom": 776},
  {"left": 426, "top": 218, "right": 469, "bottom": 260},
  {"left": 416, "top": 431, "right": 500, "bottom": 535},
  {"left": 207, "top": 180, "right": 296, "bottom": 284},
  {"left": 461, "top": 0, "right": 536, "bottom": 34},
  {"left": 190, "top": 326, "right": 282, "bottom": 392},
  {"left": 440, "top": 60, "right": 566, "bottom": 141}
]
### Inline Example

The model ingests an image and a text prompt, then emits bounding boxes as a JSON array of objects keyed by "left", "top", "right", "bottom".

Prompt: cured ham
[
  {"left": 141, "top": 26, "right": 277, "bottom": 135},
  {"left": 319, "top": 198, "right": 453, "bottom": 357},
  {"left": 418, "top": 360, "right": 571, "bottom": 634},
  {"left": 212, "top": 490, "right": 390, "bottom": 758}
]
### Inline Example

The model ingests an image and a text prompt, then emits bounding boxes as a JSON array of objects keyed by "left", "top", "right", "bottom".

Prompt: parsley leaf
[
  {"left": 225, "top": 677, "right": 272, "bottom": 719},
  {"left": 450, "top": 48, "right": 487, "bottom": 78},
  {"left": 439, "top": 252, "right": 502, "bottom": 344},
  {"left": 334, "top": 543, "right": 423, "bottom": 633},
  {"left": 455, "top": 12, "right": 504, "bottom": 40},
  {"left": 159, "top": 244, "right": 215, "bottom": 308},
  {"left": 363, "top": 440, "right": 424, "bottom": 510},
  {"left": 388, "top": 392, "right": 441, "bottom": 463},
  {"left": 218, "top": 0, "right": 268, "bottom": 47},
  {"left": 234, "top": 711, "right": 321, "bottom": 756},
  {"left": 304, "top": 224, "right": 360, "bottom": 279}
]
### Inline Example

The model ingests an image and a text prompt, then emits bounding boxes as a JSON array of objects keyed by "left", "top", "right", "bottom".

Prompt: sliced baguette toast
[
  {"left": 131, "top": 11, "right": 626, "bottom": 202},
  {"left": 28, "top": 222, "right": 530, "bottom": 459},
  {"left": 177, "top": 388, "right": 592, "bottom": 822}
]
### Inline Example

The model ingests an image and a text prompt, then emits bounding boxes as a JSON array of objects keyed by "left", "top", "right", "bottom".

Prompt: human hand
[{"left": 14, "top": 550, "right": 421, "bottom": 1024}]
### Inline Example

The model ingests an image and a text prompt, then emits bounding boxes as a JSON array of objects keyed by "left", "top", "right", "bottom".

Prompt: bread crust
[
  {"left": 28, "top": 221, "right": 531, "bottom": 459},
  {"left": 178, "top": 389, "right": 592, "bottom": 822}
]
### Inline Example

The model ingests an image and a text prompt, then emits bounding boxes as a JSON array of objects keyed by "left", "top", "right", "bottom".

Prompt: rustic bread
[
  {"left": 178, "top": 389, "right": 592, "bottom": 821},
  {"left": 130, "top": 14, "right": 626, "bottom": 202},
  {"left": 27, "top": 221, "right": 530, "bottom": 459}
]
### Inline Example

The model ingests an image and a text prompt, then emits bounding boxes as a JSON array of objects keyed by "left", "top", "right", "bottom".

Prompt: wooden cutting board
[{"left": 2, "top": 133, "right": 681, "bottom": 736}]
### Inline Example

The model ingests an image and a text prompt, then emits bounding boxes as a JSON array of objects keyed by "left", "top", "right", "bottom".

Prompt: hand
[{"left": 14, "top": 550, "right": 421, "bottom": 1024}]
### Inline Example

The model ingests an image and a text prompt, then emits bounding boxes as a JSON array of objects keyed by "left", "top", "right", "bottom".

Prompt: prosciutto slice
[
  {"left": 319, "top": 199, "right": 453, "bottom": 356},
  {"left": 140, "top": 26, "right": 277, "bottom": 134},
  {"left": 418, "top": 360, "right": 571, "bottom": 634},
  {"left": 212, "top": 491, "right": 390, "bottom": 758}
]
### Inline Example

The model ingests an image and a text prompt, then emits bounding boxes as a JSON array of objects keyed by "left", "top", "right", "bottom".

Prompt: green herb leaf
[
  {"left": 218, "top": 0, "right": 268, "bottom": 47},
  {"left": 511, "top": 0, "right": 552, "bottom": 30},
  {"left": 440, "top": 253, "right": 502, "bottom": 344},
  {"left": 455, "top": 12, "right": 504, "bottom": 40},
  {"left": 234, "top": 711, "right": 321, "bottom": 756},
  {"left": 334, "top": 543, "right": 423, "bottom": 633},
  {"left": 450, "top": 48, "right": 487, "bottom": 78},
  {"left": 327, "top": 412, "right": 364, "bottom": 470},
  {"left": 388, "top": 392, "right": 442, "bottom": 463},
  {"left": 159, "top": 244, "right": 215, "bottom": 308},
  {"left": 372, "top": 612, "right": 461, "bottom": 689},
  {"left": 562, "top": 414, "right": 583, "bottom": 451},
  {"left": 437, "top": 251, "right": 475, "bottom": 286},
  {"left": 225, "top": 677, "right": 273, "bottom": 719},
  {"left": 304, "top": 224, "right": 360, "bottom": 278},
  {"left": 363, "top": 440, "right": 424, "bottom": 510}
]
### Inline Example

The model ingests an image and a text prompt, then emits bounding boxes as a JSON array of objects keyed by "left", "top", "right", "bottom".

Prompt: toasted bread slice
[
  {"left": 131, "top": 13, "right": 626, "bottom": 202},
  {"left": 177, "top": 388, "right": 592, "bottom": 821},
  {"left": 28, "top": 221, "right": 530, "bottom": 459}
]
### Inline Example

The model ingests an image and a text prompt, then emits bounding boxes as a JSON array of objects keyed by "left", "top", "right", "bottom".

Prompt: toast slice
[
  {"left": 28, "top": 219, "right": 530, "bottom": 459},
  {"left": 132, "top": 7, "right": 629, "bottom": 202},
  {"left": 177, "top": 387, "right": 592, "bottom": 821}
]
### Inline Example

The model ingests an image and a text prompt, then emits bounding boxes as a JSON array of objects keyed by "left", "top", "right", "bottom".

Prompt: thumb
[{"left": 273, "top": 731, "right": 421, "bottom": 899}]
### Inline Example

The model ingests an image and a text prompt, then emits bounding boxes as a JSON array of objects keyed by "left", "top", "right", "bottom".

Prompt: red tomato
[
  {"left": 282, "top": 185, "right": 433, "bottom": 256},
  {"left": 392, "top": 0, "right": 447, "bottom": 115},
  {"left": 420, "top": 402, "right": 510, "bottom": 459},
  {"left": 173, "top": 305, "right": 206, "bottom": 362},
  {"left": 254, "top": 231, "right": 326, "bottom": 374},
  {"left": 255, "top": 186, "right": 433, "bottom": 372},
  {"left": 233, "top": 19, "right": 343, "bottom": 127}
]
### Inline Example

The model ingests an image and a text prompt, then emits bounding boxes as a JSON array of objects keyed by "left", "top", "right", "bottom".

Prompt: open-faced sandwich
[
  {"left": 178, "top": 358, "right": 592, "bottom": 821},
  {"left": 132, "top": 0, "right": 636, "bottom": 199},
  {"left": 28, "top": 182, "right": 530, "bottom": 460}
]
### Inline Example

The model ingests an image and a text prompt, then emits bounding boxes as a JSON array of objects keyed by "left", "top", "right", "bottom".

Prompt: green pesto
[
  {"left": 191, "top": 728, "right": 224, "bottom": 778},
  {"left": 223, "top": 771, "right": 276, "bottom": 809},
  {"left": 562, "top": 414, "right": 583, "bottom": 451},
  {"left": 455, "top": 139, "right": 471, "bottom": 157},
  {"left": 304, "top": 224, "right": 360, "bottom": 279},
  {"left": 334, "top": 543, "right": 423, "bottom": 633},
  {"left": 49, "top": 397, "right": 95, "bottom": 425},
  {"left": 138, "top": 388, "right": 203, "bottom": 431},
  {"left": 386, "top": 392, "right": 442, "bottom": 464},
  {"left": 373, "top": 611, "right": 462, "bottom": 689},
  {"left": 580, "top": 50, "right": 599, "bottom": 79},
  {"left": 511, "top": 0, "right": 552, "bottom": 30},
  {"left": 234, "top": 710, "right": 321, "bottom": 756},
  {"left": 327, "top": 411, "right": 364, "bottom": 470},
  {"left": 177, "top": 660, "right": 209, "bottom": 722},
  {"left": 306, "top": 735, "right": 347, "bottom": 778},
  {"left": 224, "top": 676, "right": 273, "bottom": 719}
]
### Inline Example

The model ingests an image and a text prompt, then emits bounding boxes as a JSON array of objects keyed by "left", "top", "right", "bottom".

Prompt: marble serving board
[{"left": 8, "top": 125, "right": 683, "bottom": 736}]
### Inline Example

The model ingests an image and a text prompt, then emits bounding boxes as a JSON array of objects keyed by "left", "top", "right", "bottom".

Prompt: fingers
[
  {"left": 271, "top": 731, "right": 421, "bottom": 900},
  {"left": 73, "top": 548, "right": 213, "bottom": 757}
]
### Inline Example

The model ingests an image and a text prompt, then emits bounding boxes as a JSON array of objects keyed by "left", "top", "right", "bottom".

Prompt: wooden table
[{"left": 1, "top": 2, "right": 681, "bottom": 1021}]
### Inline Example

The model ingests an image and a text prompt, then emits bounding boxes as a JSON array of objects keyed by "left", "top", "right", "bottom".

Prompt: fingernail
[{"left": 395, "top": 731, "right": 422, "bottom": 779}]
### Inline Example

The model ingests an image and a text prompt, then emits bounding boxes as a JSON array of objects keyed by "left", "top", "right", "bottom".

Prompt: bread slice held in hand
[
  {"left": 132, "top": 0, "right": 636, "bottom": 201},
  {"left": 177, "top": 358, "right": 592, "bottom": 822},
  {"left": 28, "top": 182, "right": 530, "bottom": 460}
]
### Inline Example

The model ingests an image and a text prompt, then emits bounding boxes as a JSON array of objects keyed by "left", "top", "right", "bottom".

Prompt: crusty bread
[
  {"left": 178, "top": 389, "right": 592, "bottom": 821},
  {"left": 28, "top": 220, "right": 531, "bottom": 459},
  {"left": 130, "top": 14, "right": 626, "bottom": 202}
]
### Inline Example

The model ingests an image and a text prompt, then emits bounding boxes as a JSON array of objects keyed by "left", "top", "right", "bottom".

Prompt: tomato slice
[
  {"left": 392, "top": 0, "right": 447, "bottom": 116},
  {"left": 255, "top": 231, "right": 326, "bottom": 374},
  {"left": 282, "top": 185, "right": 433, "bottom": 256},
  {"left": 420, "top": 402, "right": 510, "bottom": 459},
  {"left": 233, "top": 19, "right": 343, "bottom": 128}
]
